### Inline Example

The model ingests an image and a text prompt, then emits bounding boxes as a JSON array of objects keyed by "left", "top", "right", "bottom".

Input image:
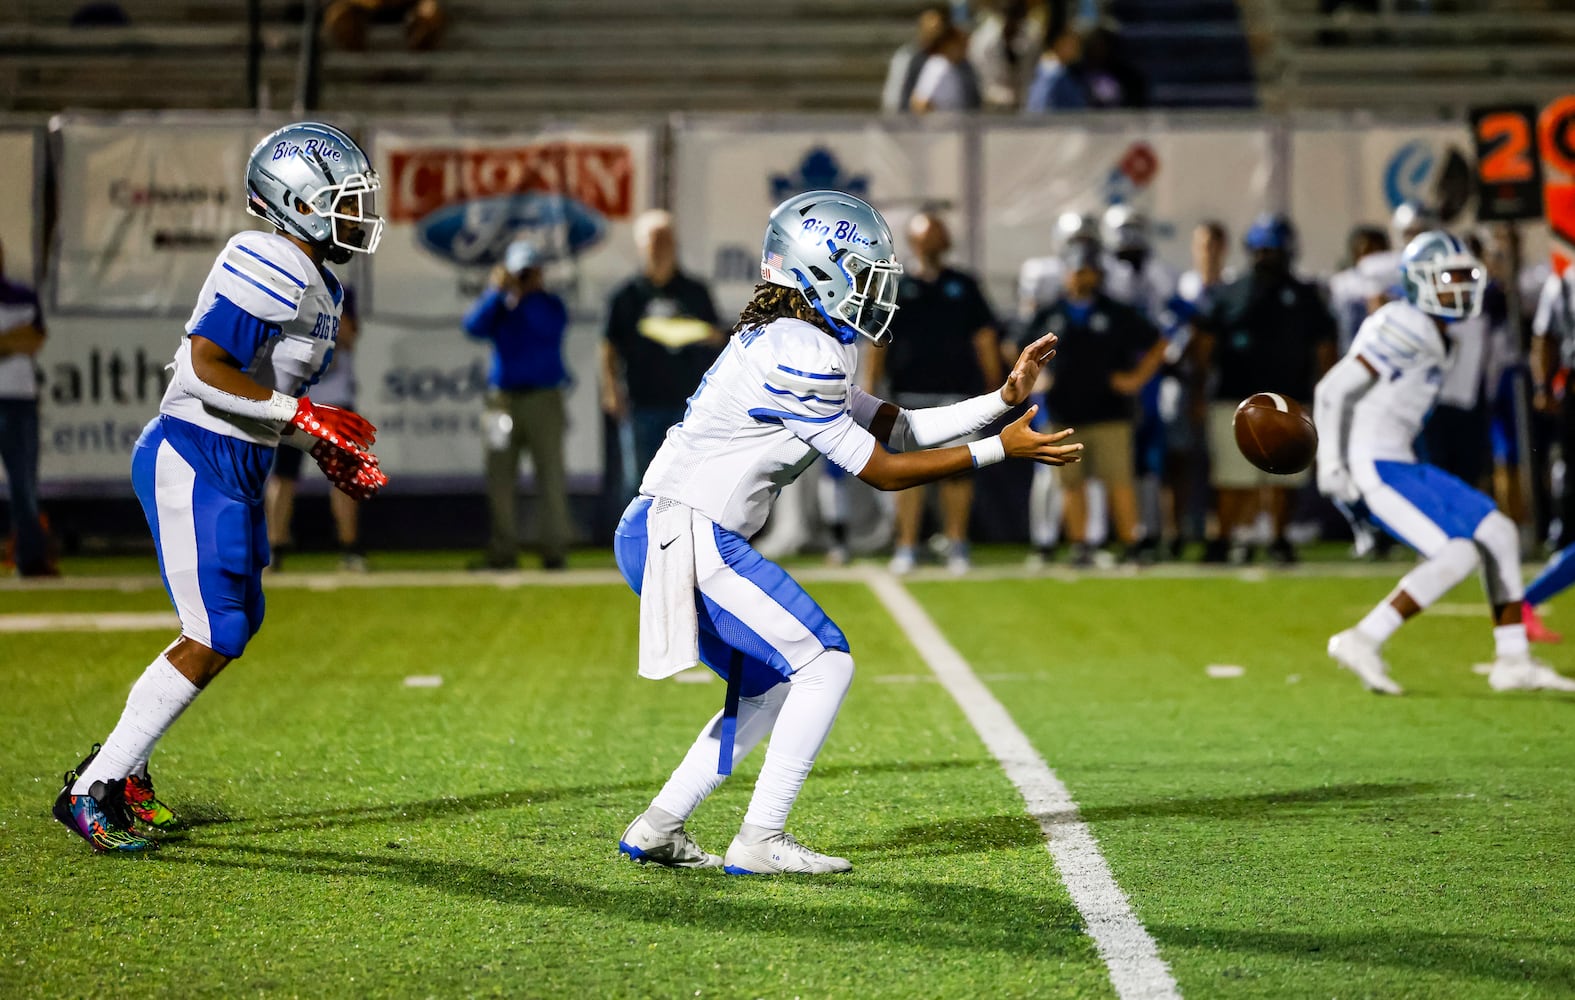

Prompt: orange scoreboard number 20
[{"left": 1470, "top": 104, "right": 1545, "bottom": 224}]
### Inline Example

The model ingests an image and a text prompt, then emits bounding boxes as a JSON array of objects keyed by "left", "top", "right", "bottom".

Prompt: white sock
[
  {"left": 1494, "top": 624, "right": 1529, "bottom": 660},
  {"left": 741, "top": 650, "right": 854, "bottom": 834},
  {"left": 1355, "top": 604, "right": 1404, "bottom": 647},
  {"left": 648, "top": 686, "right": 787, "bottom": 824},
  {"left": 73, "top": 655, "right": 199, "bottom": 793}
]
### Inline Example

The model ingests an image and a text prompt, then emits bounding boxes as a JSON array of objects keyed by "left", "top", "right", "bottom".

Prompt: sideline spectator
[
  {"left": 1532, "top": 263, "right": 1575, "bottom": 546},
  {"left": 463, "top": 239, "right": 572, "bottom": 571},
  {"left": 1025, "top": 25, "right": 1089, "bottom": 112},
  {"left": 864, "top": 212, "right": 1002, "bottom": 574},
  {"left": 1168, "top": 219, "right": 1232, "bottom": 554},
  {"left": 324, "top": 0, "right": 445, "bottom": 52},
  {"left": 1327, "top": 224, "right": 1390, "bottom": 353},
  {"left": 909, "top": 25, "right": 983, "bottom": 113},
  {"left": 969, "top": 0, "right": 1049, "bottom": 110},
  {"left": 601, "top": 210, "right": 722, "bottom": 501},
  {"left": 1196, "top": 214, "right": 1337, "bottom": 565},
  {"left": 0, "top": 237, "right": 50, "bottom": 577},
  {"left": 265, "top": 285, "right": 368, "bottom": 572},
  {"left": 1421, "top": 232, "right": 1494, "bottom": 491},
  {"left": 882, "top": 3, "right": 952, "bottom": 113},
  {"left": 1023, "top": 237, "right": 1166, "bottom": 565}
]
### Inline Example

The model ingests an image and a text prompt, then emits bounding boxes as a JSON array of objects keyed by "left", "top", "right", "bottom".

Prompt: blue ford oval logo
[{"left": 415, "top": 192, "right": 607, "bottom": 267}]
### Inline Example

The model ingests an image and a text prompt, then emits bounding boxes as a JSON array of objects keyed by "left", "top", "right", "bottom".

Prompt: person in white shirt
[
  {"left": 1315, "top": 231, "right": 1575, "bottom": 695},
  {"left": 612, "top": 190, "right": 1080, "bottom": 875},
  {"left": 908, "top": 25, "right": 982, "bottom": 113}
]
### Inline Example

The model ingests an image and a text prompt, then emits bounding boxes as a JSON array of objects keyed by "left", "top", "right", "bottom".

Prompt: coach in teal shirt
[{"left": 462, "top": 239, "right": 572, "bottom": 571}]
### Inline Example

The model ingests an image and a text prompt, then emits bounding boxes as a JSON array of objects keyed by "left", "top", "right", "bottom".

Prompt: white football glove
[{"left": 1317, "top": 460, "right": 1361, "bottom": 504}]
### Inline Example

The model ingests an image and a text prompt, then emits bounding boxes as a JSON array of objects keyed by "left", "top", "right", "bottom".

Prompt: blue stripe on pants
[{"left": 614, "top": 496, "right": 847, "bottom": 696}]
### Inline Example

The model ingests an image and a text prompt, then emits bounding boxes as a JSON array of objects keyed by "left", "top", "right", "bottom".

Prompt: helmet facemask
[
  {"left": 305, "top": 172, "right": 384, "bottom": 264},
  {"left": 1406, "top": 253, "right": 1485, "bottom": 320},
  {"left": 819, "top": 249, "right": 902, "bottom": 347}
]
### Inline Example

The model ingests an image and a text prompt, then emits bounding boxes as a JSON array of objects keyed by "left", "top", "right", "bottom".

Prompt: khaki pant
[
  {"left": 1054, "top": 420, "right": 1135, "bottom": 490},
  {"left": 485, "top": 387, "right": 571, "bottom": 563}
]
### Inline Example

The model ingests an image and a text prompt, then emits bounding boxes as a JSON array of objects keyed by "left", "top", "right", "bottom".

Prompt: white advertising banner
[
  {"left": 1289, "top": 122, "right": 1475, "bottom": 275},
  {"left": 34, "top": 316, "right": 174, "bottom": 488},
  {"left": 369, "top": 125, "right": 656, "bottom": 321},
  {"left": 672, "top": 119, "right": 966, "bottom": 318},
  {"left": 32, "top": 313, "right": 605, "bottom": 489},
  {"left": 52, "top": 119, "right": 264, "bottom": 314},
  {"left": 0, "top": 129, "right": 37, "bottom": 283},
  {"left": 354, "top": 316, "right": 605, "bottom": 484},
  {"left": 980, "top": 123, "right": 1276, "bottom": 310}
]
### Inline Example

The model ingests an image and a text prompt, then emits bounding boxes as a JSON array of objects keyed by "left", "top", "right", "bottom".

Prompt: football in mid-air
[{"left": 1233, "top": 392, "right": 1317, "bottom": 475}]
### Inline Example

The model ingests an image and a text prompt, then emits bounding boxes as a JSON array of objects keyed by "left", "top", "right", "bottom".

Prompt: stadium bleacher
[
  {"left": 1243, "top": 0, "right": 1575, "bottom": 111},
  {"left": 0, "top": 0, "right": 913, "bottom": 115}
]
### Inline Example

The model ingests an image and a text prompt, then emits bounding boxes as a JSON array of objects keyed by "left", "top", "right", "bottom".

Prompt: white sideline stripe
[
  {"left": 866, "top": 571, "right": 1182, "bottom": 1000},
  {"left": 0, "top": 560, "right": 1431, "bottom": 594},
  {"left": 0, "top": 612, "right": 178, "bottom": 632}
]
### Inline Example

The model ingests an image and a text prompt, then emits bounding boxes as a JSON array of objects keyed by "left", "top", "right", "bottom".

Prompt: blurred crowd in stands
[{"left": 884, "top": 1, "right": 1149, "bottom": 115}]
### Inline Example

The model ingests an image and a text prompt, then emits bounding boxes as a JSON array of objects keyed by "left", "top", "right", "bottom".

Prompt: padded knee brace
[
  {"left": 1474, "top": 510, "right": 1524, "bottom": 606},
  {"left": 1399, "top": 537, "right": 1478, "bottom": 608}
]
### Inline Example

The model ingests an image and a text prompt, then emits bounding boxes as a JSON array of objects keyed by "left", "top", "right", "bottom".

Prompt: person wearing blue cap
[
  {"left": 463, "top": 238, "right": 572, "bottom": 570},
  {"left": 1194, "top": 213, "right": 1337, "bottom": 565}
]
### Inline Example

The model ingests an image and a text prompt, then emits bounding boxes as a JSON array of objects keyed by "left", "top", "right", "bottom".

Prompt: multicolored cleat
[
  {"left": 53, "top": 775, "right": 156, "bottom": 853},
  {"left": 122, "top": 770, "right": 179, "bottom": 830}
]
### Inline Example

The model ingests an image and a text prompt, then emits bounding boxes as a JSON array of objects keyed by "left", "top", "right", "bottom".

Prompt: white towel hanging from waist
[{"left": 638, "top": 497, "right": 701, "bottom": 680}]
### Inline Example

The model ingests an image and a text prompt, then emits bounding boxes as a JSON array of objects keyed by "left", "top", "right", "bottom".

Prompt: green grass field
[{"left": 3, "top": 553, "right": 1573, "bottom": 998}]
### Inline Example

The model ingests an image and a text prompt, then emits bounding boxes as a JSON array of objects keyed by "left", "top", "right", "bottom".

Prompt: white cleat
[
  {"left": 617, "top": 813, "right": 722, "bottom": 869},
  {"left": 1487, "top": 656, "right": 1575, "bottom": 693},
  {"left": 723, "top": 831, "right": 852, "bottom": 875},
  {"left": 888, "top": 549, "right": 917, "bottom": 575},
  {"left": 1328, "top": 629, "right": 1404, "bottom": 695}
]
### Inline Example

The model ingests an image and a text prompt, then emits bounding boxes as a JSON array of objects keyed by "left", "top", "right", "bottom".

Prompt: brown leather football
[{"left": 1233, "top": 392, "right": 1317, "bottom": 475}]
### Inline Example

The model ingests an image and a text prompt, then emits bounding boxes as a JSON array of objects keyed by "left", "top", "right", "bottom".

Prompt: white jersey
[
  {"left": 1342, "top": 300, "right": 1452, "bottom": 466},
  {"left": 1327, "top": 261, "right": 1384, "bottom": 354},
  {"left": 640, "top": 317, "right": 878, "bottom": 538},
  {"left": 160, "top": 231, "right": 343, "bottom": 446}
]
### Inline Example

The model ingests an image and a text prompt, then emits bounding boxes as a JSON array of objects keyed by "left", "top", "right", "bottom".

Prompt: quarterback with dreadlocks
[
  {"left": 612, "top": 190, "right": 1082, "bottom": 875},
  {"left": 52, "top": 122, "right": 389, "bottom": 852}
]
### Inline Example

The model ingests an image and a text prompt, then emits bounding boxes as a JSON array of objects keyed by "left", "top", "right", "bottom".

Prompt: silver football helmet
[
  {"left": 1055, "top": 210, "right": 1101, "bottom": 250},
  {"left": 1401, "top": 230, "right": 1485, "bottom": 321},
  {"left": 1390, "top": 200, "right": 1440, "bottom": 244},
  {"left": 1102, "top": 204, "right": 1151, "bottom": 254},
  {"left": 760, "top": 190, "right": 902, "bottom": 346},
  {"left": 245, "top": 121, "right": 383, "bottom": 264}
]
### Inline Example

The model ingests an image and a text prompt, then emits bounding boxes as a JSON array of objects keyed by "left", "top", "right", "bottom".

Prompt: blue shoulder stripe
[
  {"left": 762, "top": 383, "right": 844, "bottom": 406},
  {"left": 221, "top": 263, "right": 298, "bottom": 310},
  {"left": 235, "top": 244, "right": 307, "bottom": 288},
  {"left": 775, "top": 364, "right": 843, "bottom": 381},
  {"left": 748, "top": 407, "right": 846, "bottom": 426}
]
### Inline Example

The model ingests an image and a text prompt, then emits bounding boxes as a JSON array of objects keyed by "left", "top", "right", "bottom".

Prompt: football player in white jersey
[
  {"left": 614, "top": 190, "right": 1081, "bottom": 874},
  {"left": 1315, "top": 231, "right": 1575, "bottom": 696},
  {"left": 53, "top": 122, "right": 390, "bottom": 852}
]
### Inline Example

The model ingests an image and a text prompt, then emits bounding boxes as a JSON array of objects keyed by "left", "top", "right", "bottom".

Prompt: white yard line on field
[
  {"left": 0, "top": 558, "right": 1425, "bottom": 594},
  {"left": 0, "top": 612, "right": 178, "bottom": 632},
  {"left": 865, "top": 570, "right": 1182, "bottom": 1000}
]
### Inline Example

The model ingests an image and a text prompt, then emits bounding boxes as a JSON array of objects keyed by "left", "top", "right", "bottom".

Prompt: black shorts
[{"left": 271, "top": 443, "right": 305, "bottom": 481}]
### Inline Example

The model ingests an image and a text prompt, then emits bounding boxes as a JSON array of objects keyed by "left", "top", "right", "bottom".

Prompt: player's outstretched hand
[
  {"left": 291, "top": 397, "right": 377, "bottom": 452},
  {"left": 1001, "top": 332, "right": 1058, "bottom": 406},
  {"left": 311, "top": 439, "right": 389, "bottom": 501},
  {"left": 1000, "top": 405, "right": 1081, "bottom": 466}
]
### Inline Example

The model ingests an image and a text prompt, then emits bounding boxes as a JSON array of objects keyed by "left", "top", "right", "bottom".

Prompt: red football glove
[
  {"left": 290, "top": 397, "right": 377, "bottom": 453},
  {"left": 311, "top": 439, "right": 389, "bottom": 501}
]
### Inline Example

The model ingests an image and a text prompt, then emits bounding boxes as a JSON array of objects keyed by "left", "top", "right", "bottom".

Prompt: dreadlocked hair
[{"left": 732, "top": 283, "right": 837, "bottom": 338}]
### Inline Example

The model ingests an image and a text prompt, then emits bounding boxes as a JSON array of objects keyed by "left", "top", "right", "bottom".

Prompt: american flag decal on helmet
[{"left": 764, "top": 251, "right": 784, "bottom": 270}]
